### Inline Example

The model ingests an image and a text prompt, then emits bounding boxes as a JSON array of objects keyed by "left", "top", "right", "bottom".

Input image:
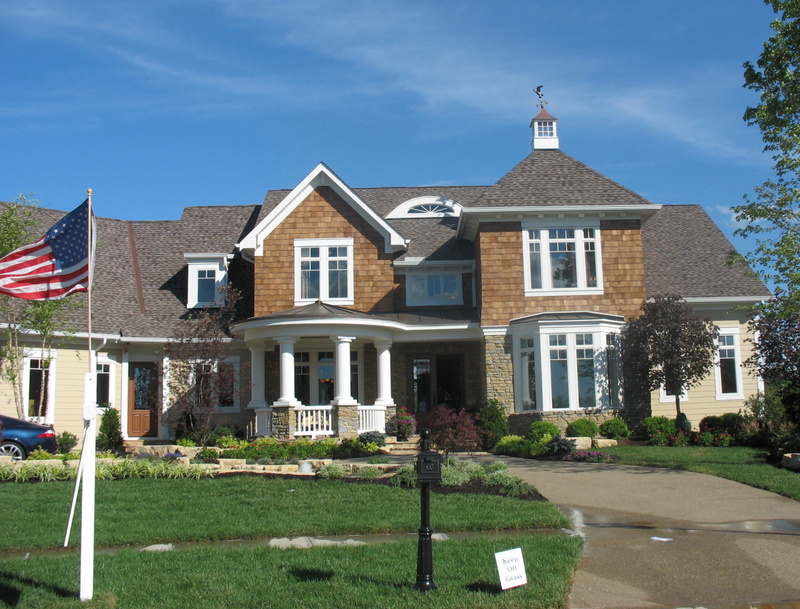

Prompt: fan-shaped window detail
[{"left": 386, "top": 196, "right": 463, "bottom": 219}]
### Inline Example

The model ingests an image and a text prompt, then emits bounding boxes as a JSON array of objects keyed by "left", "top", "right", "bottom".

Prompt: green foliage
[
  {"left": 356, "top": 466, "right": 381, "bottom": 480},
  {"left": 367, "top": 456, "right": 391, "bottom": 464},
  {"left": 427, "top": 405, "right": 482, "bottom": 456},
  {"left": 358, "top": 431, "right": 386, "bottom": 447},
  {"left": 541, "top": 436, "right": 576, "bottom": 458},
  {"left": 565, "top": 418, "right": 599, "bottom": 438},
  {"left": 641, "top": 416, "right": 677, "bottom": 445},
  {"left": 385, "top": 406, "right": 416, "bottom": 438},
  {"left": 387, "top": 463, "right": 418, "bottom": 488},
  {"left": 675, "top": 412, "right": 692, "bottom": 434},
  {"left": 27, "top": 448, "right": 60, "bottom": 460},
  {"left": 197, "top": 447, "right": 221, "bottom": 460},
  {"left": 316, "top": 463, "right": 347, "bottom": 479},
  {"left": 97, "top": 407, "right": 124, "bottom": 452},
  {"left": 527, "top": 420, "right": 561, "bottom": 443},
  {"left": 176, "top": 437, "right": 197, "bottom": 447},
  {"left": 475, "top": 399, "right": 510, "bottom": 450},
  {"left": 741, "top": 388, "right": 796, "bottom": 447},
  {"left": 215, "top": 434, "right": 241, "bottom": 449},
  {"left": 493, "top": 435, "right": 546, "bottom": 458},
  {"left": 623, "top": 294, "right": 719, "bottom": 417},
  {"left": 54, "top": 431, "right": 78, "bottom": 454},
  {"left": 699, "top": 413, "right": 746, "bottom": 443},
  {"left": 331, "top": 438, "right": 364, "bottom": 459},
  {"left": 599, "top": 418, "right": 630, "bottom": 439}
]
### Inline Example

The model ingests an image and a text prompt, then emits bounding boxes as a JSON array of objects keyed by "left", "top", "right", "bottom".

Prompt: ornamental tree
[{"left": 622, "top": 295, "right": 719, "bottom": 417}]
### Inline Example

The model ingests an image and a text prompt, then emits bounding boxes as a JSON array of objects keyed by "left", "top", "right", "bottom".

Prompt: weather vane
[{"left": 534, "top": 85, "right": 547, "bottom": 109}]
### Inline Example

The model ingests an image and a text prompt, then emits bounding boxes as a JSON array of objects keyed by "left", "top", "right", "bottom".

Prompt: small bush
[
  {"left": 483, "top": 470, "right": 535, "bottom": 497},
  {"left": 675, "top": 413, "right": 692, "bottom": 434},
  {"left": 599, "top": 418, "right": 630, "bottom": 439},
  {"left": 317, "top": 463, "right": 347, "bottom": 479},
  {"left": 215, "top": 435, "right": 241, "bottom": 449},
  {"left": 176, "top": 438, "right": 197, "bottom": 447},
  {"left": 385, "top": 407, "right": 416, "bottom": 439},
  {"left": 476, "top": 399, "right": 510, "bottom": 450},
  {"left": 565, "top": 419, "right": 599, "bottom": 438},
  {"left": 427, "top": 406, "right": 482, "bottom": 456},
  {"left": 356, "top": 466, "right": 381, "bottom": 480},
  {"left": 563, "top": 450, "right": 619, "bottom": 463},
  {"left": 358, "top": 431, "right": 386, "bottom": 447},
  {"left": 28, "top": 448, "right": 60, "bottom": 460},
  {"left": 197, "top": 447, "right": 221, "bottom": 460},
  {"left": 493, "top": 435, "right": 528, "bottom": 458},
  {"left": 668, "top": 431, "right": 690, "bottom": 447},
  {"left": 332, "top": 438, "right": 364, "bottom": 459},
  {"left": 641, "top": 416, "right": 676, "bottom": 445},
  {"left": 97, "top": 408, "right": 124, "bottom": 452},
  {"left": 56, "top": 431, "right": 78, "bottom": 454},
  {"left": 367, "top": 456, "right": 391, "bottom": 464},
  {"left": 388, "top": 463, "right": 418, "bottom": 488},
  {"left": 527, "top": 421, "right": 561, "bottom": 443},
  {"left": 541, "top": 436, "right": 576, "bottom": 458}
]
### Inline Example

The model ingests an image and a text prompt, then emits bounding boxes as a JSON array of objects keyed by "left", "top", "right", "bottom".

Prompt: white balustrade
[
  {"left": 358, "top": 405, "right": 386, "bottom": 434},
  {"left": 293, "top": 406, "right": 334, "bottom": 437}
]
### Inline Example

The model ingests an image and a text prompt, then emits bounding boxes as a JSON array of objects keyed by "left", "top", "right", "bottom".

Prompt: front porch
[{"left": 260, "top": 403, "right": 393, "bottom": 439}]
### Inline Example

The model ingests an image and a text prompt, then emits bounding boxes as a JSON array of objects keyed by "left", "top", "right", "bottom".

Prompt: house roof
[{"left": 642, "top": 204, "right": 770, "bottom": 300}]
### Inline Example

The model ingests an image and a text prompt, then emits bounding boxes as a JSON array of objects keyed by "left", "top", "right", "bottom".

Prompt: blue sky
[{"left": 0, "top": 1, "right": 778, "bottom": 256}]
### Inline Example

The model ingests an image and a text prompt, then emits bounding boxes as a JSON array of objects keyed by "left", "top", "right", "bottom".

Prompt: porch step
[{"left": 382, "top": 436, "right": 420, "bottom": 455}]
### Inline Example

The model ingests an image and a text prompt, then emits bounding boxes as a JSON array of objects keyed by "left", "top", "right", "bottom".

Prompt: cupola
[{"left": 530, "top": 106, "right": 559, "bottom": 150}]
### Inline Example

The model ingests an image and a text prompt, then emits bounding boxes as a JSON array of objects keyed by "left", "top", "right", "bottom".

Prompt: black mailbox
[{"left": 416, "top": 450, "right": 443, "bottom": 483}]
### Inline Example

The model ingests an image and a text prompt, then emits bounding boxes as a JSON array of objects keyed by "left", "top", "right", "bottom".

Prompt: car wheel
[{"left": 0, "top": 441, "right": 26, "bottom": 461}]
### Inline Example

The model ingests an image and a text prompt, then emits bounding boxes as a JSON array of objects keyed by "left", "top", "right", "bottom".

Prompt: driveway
[{"left": 495, "top": 458, "right": 800, "bottom": 609}]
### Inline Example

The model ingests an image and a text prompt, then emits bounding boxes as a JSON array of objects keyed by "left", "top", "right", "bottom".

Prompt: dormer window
[
  {"left": 386, "top": 196, "right": 463, "bottom": 219},
  {"left": 184, "top": 253, "right": 232, "bottom": 308}
]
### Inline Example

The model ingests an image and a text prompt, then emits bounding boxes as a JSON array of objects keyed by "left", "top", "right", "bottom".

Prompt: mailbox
[{"left": 416, "top": 450, "right": 443, "bottom": 483}]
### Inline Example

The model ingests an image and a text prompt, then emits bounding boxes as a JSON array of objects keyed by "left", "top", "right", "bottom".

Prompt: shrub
[
  {"left": 367, "top": 456, "right": 391, "bottom": 464},
  {"left": 97, "top": 408, "right": 124, "bottom": 452},
  {"left": 56, "top": 431, "right": 78, "bottom": 454},
  {"left": 483, "top": 469, "right": 536, "bottom": 497},
  {"left": 427, "top": 406, "right": 482, "bottom": 456},
  {"left": 317, "top": 463, "right": 347, "bottom": 479},
  {"left": 176, "top": 438, "right": 197, "bottom": 447},
  {"left": 563, "top": 450, "right": 619, "bottom": 463},
  {"left": 641, "top": 416, "right": 676, "bottom": 445},
  {"left": 675, "top": 413, "right": 692, "bottom": 434},
  {"left": 28, "top": 448, "right": 60, "bottom": 460},
  {"left": 385, "top": 407, "right": 417, "bottom": 439},
  {"left": 358, "top": 431, "right": 386, "bottom": 447},
  {"left": 565, "top": 418, "right": 599, "bottom": 438},
  {"left": 493, "top": 435, "right": 530, "bottom": 458},
  {"left": 215, "top": 435, "right": 242, "bottom": 449},
  {"left": 476, "top": 399, "right": 510, "bottom": 450},
  {"left": 197, "top": 447, "right": 221, "bottom": 460},
  {"left": 332, "top": 438, "right": 364, "bottom": 459},
  {"left": 388, "top": 463, "right": 418, "bottom": 488},
  {"left": 356, "top": 466, "right": 381, "bottom": 480},
  {"left": 527, "top": 421, "right": 561, "bottom": 443},
  {"left": 541, "top": 436, "right": 576, "bottom": 458},
  {"left": 599, "top": 418, "right": 630, "bottom": 440},
  {"left": 668, "top": 431, "right": 690, "bottom": 447}
]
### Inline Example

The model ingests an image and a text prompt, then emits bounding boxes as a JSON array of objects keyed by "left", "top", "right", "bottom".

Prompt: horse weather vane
[{"left": 534, "top": 85, "right": 547, "bottom": 109}]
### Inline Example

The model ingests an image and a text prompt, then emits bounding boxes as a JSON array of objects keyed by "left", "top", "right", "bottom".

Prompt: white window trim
[
  {"left": 23, "top": 349, "right": 57, "bottom": 425},
  {"left": 659, "top": 386, "right": 688, "bottom": 403},
  {"left": 185, "top": 254, "right": 231, "bottom": 309},
  {"left": 188, "top": 357, "right": 241, "bottom": 412},
  {"left": 386, "top": 196, "right": 463, "bottom": 219},
  {"left": 294, "top": 345, "right": 363, "bottom": 406},
  {"left": 294, "top": 238, "right": 354, "bottom": 306},
  {"left": 512, "top": 318, "right": 622, "bottom": 412},
  {"left": 96, "top": 353, "right": 116, "bottom": 409},
  {"left": 715, "top": 328, "right": 744, "bottom": 400},
  {"left": 521, "top": 220, "right": 604, "bottom": 297}
]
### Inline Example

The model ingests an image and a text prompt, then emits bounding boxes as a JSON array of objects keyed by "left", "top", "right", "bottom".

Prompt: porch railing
[
  {"left": 358, "top": 405, "right": 386, "bottom": 434},
  {"left": 293, "top": 405, "right": 334, "bottom": 438}
]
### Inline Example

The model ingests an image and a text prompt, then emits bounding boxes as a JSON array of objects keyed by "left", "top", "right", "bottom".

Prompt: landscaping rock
[
  {"left": 140, "top": 544, "right": 175, "bottom": 552},
  {"left": 782, "top": 453, "right": 800, "bottom": 471},
  {"left": 593, "top": 439, "right": 618, "bottom": 448},
  {"left": 568, "top": 437, "right": 592, "bottom": 450}
]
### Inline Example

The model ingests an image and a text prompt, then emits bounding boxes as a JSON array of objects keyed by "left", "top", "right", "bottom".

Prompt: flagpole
[{"left": 79, "top": 188, "right": 96, "bottom": 601}]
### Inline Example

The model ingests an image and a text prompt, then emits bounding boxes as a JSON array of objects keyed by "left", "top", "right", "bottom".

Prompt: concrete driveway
[{"left": 494, "top": 458, "right": 800, "bottom": 609}]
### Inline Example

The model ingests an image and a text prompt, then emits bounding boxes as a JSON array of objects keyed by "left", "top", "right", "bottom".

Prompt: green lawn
[
  {"left": 0, "top": 475, "right": 581, "bottom": 609},
  {"left": 604, "top": 445, "right": 800, "bottom": 501}
]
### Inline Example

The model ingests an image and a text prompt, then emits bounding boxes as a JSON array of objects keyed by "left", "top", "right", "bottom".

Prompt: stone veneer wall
[
  {"left": 484, "top": 334, "right": 514, "bottom": 409},
  {"left": 508, "top": 410, "right": 618, "bottom": 436},
  {"left": 476, "top": 220, "right": 646, "bottom": 326},
  {"left": 254, "top": 186, "right": 397, "bottom": 316}
]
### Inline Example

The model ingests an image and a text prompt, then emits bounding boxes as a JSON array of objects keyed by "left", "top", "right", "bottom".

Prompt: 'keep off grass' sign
[{"left": 494, "top": 547, "right": 527, "bottom": 590}]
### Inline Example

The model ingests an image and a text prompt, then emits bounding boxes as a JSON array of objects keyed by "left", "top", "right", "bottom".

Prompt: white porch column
[
  {"left": 374, "top": 339, "right": 395, "bottom": 406},
  {"left": 275, "top": 336, "right": 301, "bottom": 406},
  {"left": 246, "top": 343, "right": 272, "bottom": 436},
  {"left": 332, "top": 336, "right": 357, "bottom": 406}
]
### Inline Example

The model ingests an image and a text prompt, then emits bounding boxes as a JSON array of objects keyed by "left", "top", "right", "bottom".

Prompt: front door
[
  {"left": 128, "top": 362, "right": 158, "bottom": 437},
  {"left": 408, "top": 354, "right": 464, "bottom": 425}
]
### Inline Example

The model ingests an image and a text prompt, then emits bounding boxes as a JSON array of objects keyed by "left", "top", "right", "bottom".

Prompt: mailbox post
[{"left": 414, "top": 428, "right": 442, "bottom": 592}]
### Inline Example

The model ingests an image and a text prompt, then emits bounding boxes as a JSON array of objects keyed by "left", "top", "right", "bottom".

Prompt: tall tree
[
  {"left": 735, "top": 0, "right": 800, "bottom": 307},
  {"left": 622, "top": 295, "right": 719, "bottom": 418}
]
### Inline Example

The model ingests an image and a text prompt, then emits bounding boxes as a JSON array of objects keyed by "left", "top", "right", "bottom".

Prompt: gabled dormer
[
  {"left": 530, "top": 106, "right": 559, "bottom": 150},
  {"left": 184, "top": 253, "right": 232, "bottom": 308}
]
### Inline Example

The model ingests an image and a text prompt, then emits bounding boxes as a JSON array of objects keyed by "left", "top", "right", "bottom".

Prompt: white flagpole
[{"left": 79, "top": 188, "right": 97, "bottom": 601}]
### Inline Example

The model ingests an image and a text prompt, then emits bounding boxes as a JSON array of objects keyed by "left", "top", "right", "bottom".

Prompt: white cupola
[{"left": 530, "top": 106, "right": 559, "bottom": 150}]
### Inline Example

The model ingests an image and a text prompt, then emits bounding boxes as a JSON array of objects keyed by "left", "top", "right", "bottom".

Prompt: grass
[
  {"left": 2, "top": 476, "right": 569, "bottom": 551},
  {"left": 0, "top": 536, "right": 582, "bottom": 609},
  {"left": 604, "top": 445, "right": 800, "bottom": 501},
  {"left": 0, "top": 475, "right": 580, "bottom": 608}
]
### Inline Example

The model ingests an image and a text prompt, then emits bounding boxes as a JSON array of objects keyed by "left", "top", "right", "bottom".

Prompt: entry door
[
  {"left": 408, "top": 354, "right": 463, "bottom": 414},
  {"left": 128, "top": 362, "right": 158, "bottom": 437}
]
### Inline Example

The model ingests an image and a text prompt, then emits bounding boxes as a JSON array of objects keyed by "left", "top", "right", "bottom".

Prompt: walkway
[{"left": 493, "top": 457, "right": 800, "bottom": 609}]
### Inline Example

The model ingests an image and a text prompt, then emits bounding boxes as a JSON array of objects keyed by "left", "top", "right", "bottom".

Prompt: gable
[{"left": 238, "top": 162, "right": 408, "bottom": 259}]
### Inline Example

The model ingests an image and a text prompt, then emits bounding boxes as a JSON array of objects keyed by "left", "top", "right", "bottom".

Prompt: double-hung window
[
  {"left": 184, "top": 254, "right": 231, "bottom": 308},
  {"left": 406, "top": 272, "right": 462, "bottom": 306},
  {"left": 523, "top": 225, "right": 602, "bottom": 295},
  {"left": 294, "top": 238, "right": 354, "bottom": 305},
  {"left": 716, "top": 330, "right": 743, "bottom": 399}
]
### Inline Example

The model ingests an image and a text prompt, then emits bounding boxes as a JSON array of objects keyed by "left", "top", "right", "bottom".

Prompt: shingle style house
[{"left": 0, "top": 108, "right": 770, "bottom": 442}]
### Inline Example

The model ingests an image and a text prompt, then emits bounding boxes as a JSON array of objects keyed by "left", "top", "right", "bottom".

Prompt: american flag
[{"left": 0, "top": 200, "right": 94, "bottom": 300}]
